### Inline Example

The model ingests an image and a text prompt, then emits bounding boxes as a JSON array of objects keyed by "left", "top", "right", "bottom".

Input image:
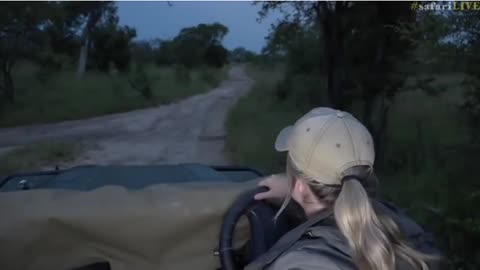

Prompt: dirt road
[{"left": 0, "top": 65, "right": 253, "bottom": 166}]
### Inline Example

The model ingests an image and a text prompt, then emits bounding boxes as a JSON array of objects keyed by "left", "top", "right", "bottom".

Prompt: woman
[{"left": 246, "top": 107, "right": 441, "bottom": 270}]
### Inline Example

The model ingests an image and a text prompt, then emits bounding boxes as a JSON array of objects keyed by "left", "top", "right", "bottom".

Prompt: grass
[
  {"left": 0, "top": 141, "right": 84, "bottom": 176},
  {"left": 0, "top": 62, "right": 227, "bottom": 127}
]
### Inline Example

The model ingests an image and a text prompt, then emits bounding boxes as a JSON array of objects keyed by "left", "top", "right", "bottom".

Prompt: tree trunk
[
  {"left": 318, "top": 2, "right": 347, "bottom": 110},
  {"left": 363, "top": 94, "right": 375, "bottom": 132},
  {"left": 373, "top": 95, "right": 392, "bottom": 167},
  {"left": 1, "top": 60, "right": 15, "bottom": 103},
  {"left": 413, "top": 119, "right": 425, "bottom": 174},
  {"left": 76, "top": 34, "right": 90, "bottom": 79},
  {"left": 324, "top": 27, "right": 340, "bottom": 108},
  {"left": 76, "top": 9, "right": 104, "bottom": 79},
  {"left": 326, "top": 47, "right": 346, "bottom": 109},
  {"left": 364, "top": 34, "right": 388, "bottom": 161}
]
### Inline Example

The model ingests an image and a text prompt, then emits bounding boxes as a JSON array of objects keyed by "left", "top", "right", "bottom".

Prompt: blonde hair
[{"left": 277, "top": 155, "right": 437, "bottom": 270}]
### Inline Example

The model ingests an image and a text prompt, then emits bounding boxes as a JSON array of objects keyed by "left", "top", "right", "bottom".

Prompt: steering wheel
[{"left": 218, "top": 187, "right": 291, "bottom": 270}]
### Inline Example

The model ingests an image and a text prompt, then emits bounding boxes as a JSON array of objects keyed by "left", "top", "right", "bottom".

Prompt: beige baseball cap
[{"left": 275, "top": 107, "right": 375, "bottom": 185}]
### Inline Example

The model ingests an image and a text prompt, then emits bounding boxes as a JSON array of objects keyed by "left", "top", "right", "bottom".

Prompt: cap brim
[{"left": 274, "top": 126, "right": 293, "bottom": 152}]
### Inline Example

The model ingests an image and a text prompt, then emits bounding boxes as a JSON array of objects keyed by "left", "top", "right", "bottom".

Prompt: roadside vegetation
[
  {"left": 0, "top": 141, "right": 84, "bottom": 176},
  {"left": 227, "top": 3, "right": 480, "bottom": 269},
  {"left": 0, "top": 2, "right": 230, "bottom": 128},
  {"left": 0, "top": 63, "right": 225, "bottom": 127}
]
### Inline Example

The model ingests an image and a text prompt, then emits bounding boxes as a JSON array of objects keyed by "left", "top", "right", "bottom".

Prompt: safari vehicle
[{"left": 0, "top": 164, "right": 296, "bottom": 270}]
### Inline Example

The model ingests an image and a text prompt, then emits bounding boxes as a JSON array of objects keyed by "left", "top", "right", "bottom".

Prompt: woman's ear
[
  {"left": 292, "top": 177, "right": 306, "bottom": 198},
  {"left": 296, "top": 178, "right": 305, "bottom": 194},
  {"left": 294, "top": 179, "right": 317, "bottom": 204}
]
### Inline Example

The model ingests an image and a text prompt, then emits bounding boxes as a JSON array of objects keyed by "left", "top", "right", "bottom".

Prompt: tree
[
  {"left": 258, "top": 2, "right": 416, "bottom": 161},
  {"left": 263, "top": 21, "right": 323, "bottom": 75},
  {"left": 205, "top": 44, "right": 229, "bottom": 67},
  {"left": 155, "top": 40, "right": 176, "bottom": 66},
  {"left": 90, "top": 14, "right": 136, "bottom": 72},
  {"left": 170, "top": 23, "right": 229, "bottom": 68},
  {"left": 175, "top": 23, "right": 228, "bottom": 48},
  {"left": 44, "top": 2, "right": 85, "bottom": 61},
  {"left": 0, "top": 2, "right": 50, "bottom": 103},
  {"left": 230, "top": 47, "right": 257, "bottom": 63},
  {"left": 444, "top": 11, "right": 480, "bottom": 143},
  {"left": 131, "top": 40, "right": 157, "bottom": 64},
  {"left": 69, "top": 2, "right": 116, "bottom": 78}
]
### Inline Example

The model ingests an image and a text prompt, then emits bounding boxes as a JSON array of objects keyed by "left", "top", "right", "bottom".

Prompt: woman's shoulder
[
  {"left": 268, "top": 226, "right": 355, "bottom": 270},
  {"left": 374, "top": 199, "right": 440, "bottom": 255},
  {"left": 268, "top": 243, "right": 353, "bottom": 270},
  {"left": 375, "top": 200, "right": 425, "bottom": 233}
]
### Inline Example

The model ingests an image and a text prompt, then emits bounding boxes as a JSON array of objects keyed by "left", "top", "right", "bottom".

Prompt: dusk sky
[{"left": 117, "top": 1, "right": 283, "bottom": 53}]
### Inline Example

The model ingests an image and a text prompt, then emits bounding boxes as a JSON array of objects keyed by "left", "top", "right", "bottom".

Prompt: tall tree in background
[
  {"left": 71, "top": 1, "right": 116, "bottom": 78},
  {"left": 263, "top": 21, "right": 322, "bottom": 75},
  {"left": 258, "top": 1, "right": 415, "bottom": 161},
  {"left": 91, "top": 15, "right": 137, "bottom": 72},
  {"left": 0, "top": 1, "right": 136, "bottom": 104},
  {"left": 448, "top": 11, "right": 480, "bottom": 143},
  {"left": 347, "top": 2, "right": 415, "bottom": 161},
  {"left": 173, "top": 23, "right": 229, "bottom": 68},
  {"left": 230, "top": 47, "right": 257, "bottom": 63},
  {"left": 44, "top": 2, "right": 85, "bottom": 63},
  {"left": 0, "top": 2, "right": 50, "bottom": 103},
  {"left": 155, "top": 23, "right": 229, "bottom": 68}
]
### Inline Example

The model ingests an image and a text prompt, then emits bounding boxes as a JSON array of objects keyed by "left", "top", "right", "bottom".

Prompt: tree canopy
[
  {"left": 0, "top": 2, "right": 139, "bottom": 103},
  {"left": 151, "top": 23, "right": 230, "bottom": 68}
]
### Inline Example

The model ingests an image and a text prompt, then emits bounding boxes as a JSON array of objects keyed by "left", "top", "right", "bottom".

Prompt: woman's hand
[{"left": 254, "top": 174, "right": 289, "bottom": 201}]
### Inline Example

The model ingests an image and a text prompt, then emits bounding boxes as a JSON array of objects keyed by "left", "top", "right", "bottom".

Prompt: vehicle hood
[{"left": 0, "top": 179, "right": 257, "bottom": 270}]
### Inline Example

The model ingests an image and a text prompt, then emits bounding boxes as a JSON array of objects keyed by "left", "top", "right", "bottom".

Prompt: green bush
[
  {"left": 174, "top": 65, "right": 191, "bottom": 83},
  {"left": 128, "top": 64, "right": 153, "bottom": 100}
]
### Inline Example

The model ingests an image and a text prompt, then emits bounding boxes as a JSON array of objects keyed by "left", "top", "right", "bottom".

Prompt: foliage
[
  {"left": 154, "top": 23, "right": 230, "bottom": 69},
  {"left": 131, "top": 40, "right": 158, "bottom": 64},
  {"left": 410, "top": 10, "right": 480, "bottom": 269},
  {"left": 91, "top": 17, "right": 137, "bottom": 72},
  {"left": 460, "top": 77, "right": 480, "bottom": 143},
  {"left": 264, "top": 21, "right": 323, "bottom": 75},
  {"left": 0, "top": 2, "right": 51, "bottom": 103},
  {"left": 446, "top": 11, "right": 480, "bottom": 147},
  {"left": 43, "top": 2, "right": 101, "bottom": 59},
  {"left": 230, "top": 47, "right": 257, "bottom": 63},
  {"left": 128, "top": 64, "right": 152, "bottom": 100},
  {"left": 205, "top": 44, "right": 229, "bottom": 68},
  {"left": 0, "top": 1, "right": 138, "bottom": 104},
  {"left": 155, "top": 39, "right": 176, "bottom": 66},
  {"left": 257, "top": 2, "right": 417, "bottom": 166}
]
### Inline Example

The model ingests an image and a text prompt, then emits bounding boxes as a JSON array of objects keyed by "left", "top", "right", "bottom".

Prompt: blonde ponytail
[
  {"left": 334, "top": 177, "right": 433, "bottom": 270},
  {"left": 335, "top": 178, "right": 396, "bottom": 270}
]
